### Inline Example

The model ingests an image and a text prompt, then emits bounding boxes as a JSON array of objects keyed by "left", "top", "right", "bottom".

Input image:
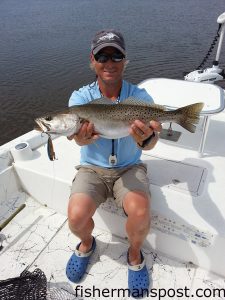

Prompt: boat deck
[
  {"left": 0, "top": 192, "right": 224, "bottom": 299},
  {"left": 1, "top": 81, "right": 225, "bottom": 298}
]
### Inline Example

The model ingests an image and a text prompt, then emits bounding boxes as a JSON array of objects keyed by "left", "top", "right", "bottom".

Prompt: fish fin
[
  {"left": 90, "top": 96, "right": 157, "bottom": 106},
  {"left": 78, "top": 96, "right": 166, "bottom": 111},
  {"left": 89, "top": 97, "right": 114, "bottom": 105},
  {"left": 149, "top": 103, "right": 167, "bottom": 111},
  {"left": 121, "top": 97, "right": 166, "bottom": 110},
  {"left": 175, "top": 102, "right": 204, "bottom": 133},
  {"left": 177, "top": 121, "right": 196, "bottom": 133}
]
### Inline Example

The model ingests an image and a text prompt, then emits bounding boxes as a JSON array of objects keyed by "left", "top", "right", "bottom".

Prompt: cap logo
[{"left": 98, "top": 33, "right": 118, "bottom": 42}]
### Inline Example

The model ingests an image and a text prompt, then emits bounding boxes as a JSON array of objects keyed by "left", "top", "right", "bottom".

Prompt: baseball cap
[{"left": 91, "top": 30, "right": 126, "bottom": 55}]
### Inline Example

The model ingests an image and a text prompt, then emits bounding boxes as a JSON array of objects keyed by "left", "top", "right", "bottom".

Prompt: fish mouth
[{"left": 34, "top": 119, "right": 50, "bottom": 133}]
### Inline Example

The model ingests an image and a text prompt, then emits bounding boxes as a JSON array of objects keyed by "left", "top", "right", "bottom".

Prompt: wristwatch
[{"left": 137, "top": 132, "right": 156, "bottom": 148}]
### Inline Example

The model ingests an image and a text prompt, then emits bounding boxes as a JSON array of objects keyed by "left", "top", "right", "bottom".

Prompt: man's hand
[
  {"left": 129, "top": 120, "right": 162, "bottom": 149},
  {"left": 67, "top": 122, "right": 99, "bottom": 146}
]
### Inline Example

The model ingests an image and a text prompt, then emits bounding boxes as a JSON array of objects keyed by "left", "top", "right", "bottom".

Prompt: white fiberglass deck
[
  {"left": 0, "top": 111, "right": 224, "bottom": 295},
  {"left": 0, "top": 192, "right": 224, "bottom": 299},
  {"left": 1, "top": 78, "right": 225, "bottom": 298}
]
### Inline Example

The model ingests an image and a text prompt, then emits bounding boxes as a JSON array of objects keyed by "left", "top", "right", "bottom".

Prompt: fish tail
[{"left": 174, "top": 102, "right": 204, "bottom": 133}]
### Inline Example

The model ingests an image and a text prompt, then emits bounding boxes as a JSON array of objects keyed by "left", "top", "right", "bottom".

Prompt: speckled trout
[{"left": 35, "top": 97, "right": 204, "bottom": 139}]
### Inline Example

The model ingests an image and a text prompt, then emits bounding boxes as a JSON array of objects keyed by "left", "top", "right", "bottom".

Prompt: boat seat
[{"left": 138, "top": 78, "right": 225, "bottom": 156}]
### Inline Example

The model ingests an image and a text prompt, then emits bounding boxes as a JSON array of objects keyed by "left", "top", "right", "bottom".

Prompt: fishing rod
[{"left": 0, "top": 204, "right": 26, "bottom": 232}]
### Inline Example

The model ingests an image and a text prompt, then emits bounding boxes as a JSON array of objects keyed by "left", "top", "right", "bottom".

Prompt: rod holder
[{"left": 11, "top": 142, "right": 33, "bottom": 161}]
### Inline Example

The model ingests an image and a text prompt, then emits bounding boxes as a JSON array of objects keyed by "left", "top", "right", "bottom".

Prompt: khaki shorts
[{"left": 70, "top": 163, "right": 150, "bottom": 208}]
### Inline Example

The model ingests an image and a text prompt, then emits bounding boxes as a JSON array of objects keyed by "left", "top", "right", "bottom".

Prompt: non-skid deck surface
[{"left": 0, "top": 193, "right": 224, "bottom": 299}]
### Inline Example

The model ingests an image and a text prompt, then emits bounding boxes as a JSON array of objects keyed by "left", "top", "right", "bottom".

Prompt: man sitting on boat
[{"left": 66, "top": 29, "right": 161, "bottom": 297}]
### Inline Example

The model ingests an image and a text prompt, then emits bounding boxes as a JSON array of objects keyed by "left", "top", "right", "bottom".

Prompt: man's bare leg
[
  {"left": 68, "top": 193, "right": 97, "bottom": 252},
  {"left": 123, "top": 191, "right": 151, "bottom": 265}
]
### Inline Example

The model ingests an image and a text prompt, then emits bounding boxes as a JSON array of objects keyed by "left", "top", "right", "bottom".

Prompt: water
[{"left": 0, "top": 0, "right": 225, "bottom": 146}]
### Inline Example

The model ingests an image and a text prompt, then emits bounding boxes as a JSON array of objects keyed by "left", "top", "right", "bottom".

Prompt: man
[{"left": 66, "top": 29, "right": 161, "bottom": 297}]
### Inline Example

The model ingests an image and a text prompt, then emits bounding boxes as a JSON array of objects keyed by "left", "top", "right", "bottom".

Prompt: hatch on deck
[{"left": 144, "top": 155, "right": 207, "bottom": 196}]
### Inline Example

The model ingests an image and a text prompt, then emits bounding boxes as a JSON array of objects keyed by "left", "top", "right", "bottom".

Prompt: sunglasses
[{"left": 94, "top": 52, "right": 125, "bottom": 63}]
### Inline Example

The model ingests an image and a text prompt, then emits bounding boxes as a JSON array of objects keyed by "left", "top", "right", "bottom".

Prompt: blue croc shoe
[
  {"left": 127, "top": 251, "right": 150, "bottom": 298},
  {"left": 66, "top": 237, "right": 96, "bottom": 283}
]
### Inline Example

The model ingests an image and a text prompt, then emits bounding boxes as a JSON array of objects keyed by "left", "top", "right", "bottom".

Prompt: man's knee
[
  {"left": 68, "top": 193, "right": 96, "bottom": 229},
  {"left": 130, "top": 208, "right": 151, "bottom": 231},
  {"left": 123, "top": 191, "right": 150, "bottom": 218}
]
